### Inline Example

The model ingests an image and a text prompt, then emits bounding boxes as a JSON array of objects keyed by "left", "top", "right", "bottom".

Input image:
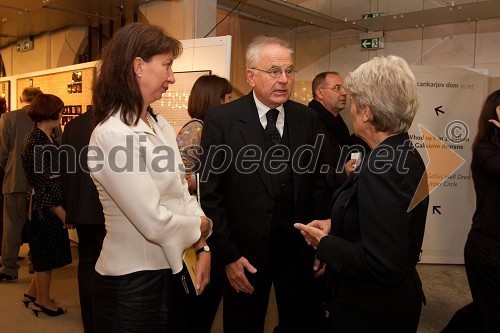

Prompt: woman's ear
[
  {"left": 360, "top": 105, "right": 372, "bottom": 123},
  {"left": 133, "top": 57, "right": 144, "bottom": 78}
]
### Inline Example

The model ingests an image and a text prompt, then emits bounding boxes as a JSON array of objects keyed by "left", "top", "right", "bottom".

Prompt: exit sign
[
  {"left": 362, "top": 12, "right": 383, "bottom": 19},
  {"left": 16, "top": 38, "right": 34, "bottom": 52},
  {"left": 361, "top": 38, "right": 384, "bottom": 50}
]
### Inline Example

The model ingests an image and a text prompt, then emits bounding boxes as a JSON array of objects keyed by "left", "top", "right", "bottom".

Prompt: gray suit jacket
[{"left": 0, "top": 106, "right": 34, "bottom": 194}]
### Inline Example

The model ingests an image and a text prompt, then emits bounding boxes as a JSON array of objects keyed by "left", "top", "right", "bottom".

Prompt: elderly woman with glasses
[{"left": 295, "top": 55, "right": 429, "bottom": 333}]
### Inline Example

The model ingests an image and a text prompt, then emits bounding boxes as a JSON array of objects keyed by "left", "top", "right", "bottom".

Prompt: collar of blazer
[
  {"left": 111, "top": 110, "right": 167, "bottom": 135},
  {"left": 236, "top": 92, "right": 308, "bottom": 153}
]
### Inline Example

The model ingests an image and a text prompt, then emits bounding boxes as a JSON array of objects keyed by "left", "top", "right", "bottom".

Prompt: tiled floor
[{"left": 0, "top": 244, "right": 471, "bottom": 333}]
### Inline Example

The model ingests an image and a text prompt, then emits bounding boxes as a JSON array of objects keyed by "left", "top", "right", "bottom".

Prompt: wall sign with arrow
[{"left": 434, "top": 105, "right": 445, "bottom": 116}]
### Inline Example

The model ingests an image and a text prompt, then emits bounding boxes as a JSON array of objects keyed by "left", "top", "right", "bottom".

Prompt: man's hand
[{"left": 225, "top": 257, "right": 257, "bottom": 294}]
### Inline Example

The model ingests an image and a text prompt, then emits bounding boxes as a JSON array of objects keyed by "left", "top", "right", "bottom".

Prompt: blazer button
[
  {"left": 266, "top": 209, "right": 272, "bottom": 214},
  {"left": 262, "top": 236, "right": 268, "bottom": 242}
]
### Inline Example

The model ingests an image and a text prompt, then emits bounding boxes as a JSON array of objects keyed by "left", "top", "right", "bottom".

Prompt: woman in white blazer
[{"left": 88, "top": 23, "right": 211, "bottom": 332}]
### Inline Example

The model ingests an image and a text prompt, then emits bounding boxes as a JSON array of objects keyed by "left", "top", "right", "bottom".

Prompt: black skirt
[{"left": 27, "top": 208, "right": 72, "bottom": 272}]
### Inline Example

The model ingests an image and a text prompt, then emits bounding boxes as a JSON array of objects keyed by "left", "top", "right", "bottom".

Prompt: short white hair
[
  {"left": 344, "top": 55, "right": 419, "bottom": 133},
  {"left": 245, "top": 36, "right": 294, "bottom": 69}
]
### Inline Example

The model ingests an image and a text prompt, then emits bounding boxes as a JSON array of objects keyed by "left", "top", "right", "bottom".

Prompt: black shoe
[
  {"left": 31, "top": 303, "right": 66, "bottom": 317},
  {"left": 0, "top": 272, "right": 18, "bottom": 282}
]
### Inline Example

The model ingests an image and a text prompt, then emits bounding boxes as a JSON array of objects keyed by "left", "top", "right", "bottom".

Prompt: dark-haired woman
[
  {"left": 89, "top": 23, "right": 211, "bottom": 332},
  {"left": 21, "top": 93, "right": 72, "bottom": 317},
  {"left": 442, "top": 90, "right": 500, "bottom": 333},
  {"left": 177, "top": 74, "right": 232, "bottom": 195}
]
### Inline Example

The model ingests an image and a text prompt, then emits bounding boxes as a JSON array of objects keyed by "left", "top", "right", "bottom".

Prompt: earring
[{"left": 137, "top": 73, "right": 142, "bottom": 78}]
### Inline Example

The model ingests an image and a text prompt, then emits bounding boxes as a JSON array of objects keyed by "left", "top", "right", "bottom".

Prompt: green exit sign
[
  {"left": 362, "top": 12, "right": 383, "bottom": 19},
  {"left": 361, "top": 38, "right": 384, "bottom": 50}
]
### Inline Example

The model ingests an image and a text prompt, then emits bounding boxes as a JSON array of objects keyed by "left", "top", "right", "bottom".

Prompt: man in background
[
  {"left": 61, "top": 108, "right": 105, "bottom": 333},
  {"left": 309, "top": 71, "right": 369, "bottom": 201},
  {"left": 0, "top": 87, "right": 41, "bottom": 281}
]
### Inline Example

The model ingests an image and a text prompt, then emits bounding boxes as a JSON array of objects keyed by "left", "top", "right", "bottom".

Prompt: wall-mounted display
[
  {"left": 150, "top": 70, "right": 211, "bottom": 133},
  {"left": 17, "top": 67, "right": 94, "bottom": 112},
  {"left": 68, "top": 71, "right": 83, "bottom": 94},
  {"left": 1, "top": 80, "right": 10, "bottom": 111},
  {"left": 61, "top": 104, "right": 82, "bottom": 126}
]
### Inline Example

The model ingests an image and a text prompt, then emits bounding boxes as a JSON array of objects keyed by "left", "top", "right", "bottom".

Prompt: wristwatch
[{"left": 196, "top": 245, "right": 210, "bottom": 255}]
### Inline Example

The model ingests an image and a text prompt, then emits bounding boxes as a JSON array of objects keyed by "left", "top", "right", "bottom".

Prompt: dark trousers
[
  {"left": 222, "top": 241, "right": 317, "bottom": 333},
  {"left": 442, "top": 239, "right": 500, "bottom": 333},
  {"left": 330, "top": 299, "right": 421, "bottom": 333},
  {"left": 93, "top": 269, "right": 175, "bottom": 333},
  {"left": 76, "top": 224, "right": 106, "bottom": 333}
]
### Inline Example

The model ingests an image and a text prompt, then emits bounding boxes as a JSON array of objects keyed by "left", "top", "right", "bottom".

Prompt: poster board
[
  {"left": 409, "top": 66, "right": 489, "bottom": 264},
  {"left": 150, "top": 70, "right": 211, "bottom": 133}
]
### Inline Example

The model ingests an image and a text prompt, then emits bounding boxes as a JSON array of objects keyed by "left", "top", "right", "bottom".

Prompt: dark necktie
[{"left": 265, "top": 109, "right": 281, "bottom": 144}]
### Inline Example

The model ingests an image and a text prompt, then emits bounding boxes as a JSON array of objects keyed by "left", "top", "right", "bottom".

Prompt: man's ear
[
  {"left": 246, "top": 69, "right": 256, "bottom": 88},
  {"left": 315, "top": 88, "right": 324, "bottom": 100}
]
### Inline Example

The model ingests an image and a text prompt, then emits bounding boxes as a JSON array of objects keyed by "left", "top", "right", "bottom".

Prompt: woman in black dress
[{"left": 21, "top": 93, "right": 72, "bottom": 317}]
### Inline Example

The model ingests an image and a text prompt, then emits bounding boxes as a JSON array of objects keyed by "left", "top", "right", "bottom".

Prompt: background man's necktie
[{"left": 265, "top": 109, "right": 281, "bottom": 144}]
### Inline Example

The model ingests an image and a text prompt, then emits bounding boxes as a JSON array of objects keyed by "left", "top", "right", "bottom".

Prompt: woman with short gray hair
[{"left": 295, "top": 55, "right": 429, "bottom": 332}]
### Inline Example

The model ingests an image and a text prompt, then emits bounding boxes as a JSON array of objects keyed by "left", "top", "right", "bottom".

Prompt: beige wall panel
[
  {"left": 329, "top": 37, "right": 370, "bottom": 77},
  {"left": 49, "top": 30, "right": 67, "bottom": 68},
  {"left": 231, "top": 18, "right": 266, "bottom": 95},
  {"left": 294, "top": 28, "right": 330, "bottom": 104},
  {"left": 475, "top": 18, "right": 500, "bottom": 64},
  {"left": 0, "top": 47, "right": 13, "bottom": 76},
  {"left": 331, "top": 1, "right": 371, "bottom": 20},
  {"left": 423, "top": 0, "right": 476, "bottom": 10},
  {"left": 489, "top": 77, "right": 500, "bottom": 93},
  {"left": 265, "top": 25, "right": 295, "bottom": 48},
  {"left": 421, "top": 22, "right": 476, "bottom": 66},
  {"left": 13, "top": 34, "right": 49, "bottom": 75},
  {"left": 295, "top": 0, "right": 331, "bottom": 15},
  {"left": 379, "top": 0, "right": 422, "bottom": 14},
  {"left": 377, "top": 28, "right": 423, "bottom": 65},
  {"left": 140, "top": 1, "right": 185, "bottom": 39}
]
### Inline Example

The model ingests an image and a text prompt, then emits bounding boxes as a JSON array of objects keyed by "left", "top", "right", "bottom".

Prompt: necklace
[{"left": 145, "top": 115, "right": 154, "bottom": 130}]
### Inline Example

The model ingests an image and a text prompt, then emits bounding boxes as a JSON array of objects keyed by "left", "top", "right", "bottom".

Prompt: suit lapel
[
  {"left": 238, "top": 93, "right": 275, "bottom": 200},
  {"left": 284, "top": 101, "right": 305, "bottom": 204}
]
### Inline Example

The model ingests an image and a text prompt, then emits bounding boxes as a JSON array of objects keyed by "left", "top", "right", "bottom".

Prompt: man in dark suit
[
  {"left": 61, "top": 109, "right": 105, "bottom": 333},
  {"left": 309, "top": 71, "right": 370, "bottom": 202},
  {"left": 0, "top": 87, "right": 41, "bottom": 281},
  {"left": 200, "top": 36, "right": 326, "bottom": 333},
  {"left": 309, "top": 72, "right": 350, "bottom": 195}
]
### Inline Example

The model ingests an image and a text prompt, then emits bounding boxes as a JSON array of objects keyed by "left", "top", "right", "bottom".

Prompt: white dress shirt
[{"left": 253, "top": 92, "right": 285, "bottom": 136}]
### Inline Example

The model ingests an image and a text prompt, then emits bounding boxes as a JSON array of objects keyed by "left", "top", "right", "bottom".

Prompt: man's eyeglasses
[
  {"left": 252, "top": 67, "right": 296, "bottom": 78},
  {"left": 321, "top": 85, "right": 345, "bottom": 92}
]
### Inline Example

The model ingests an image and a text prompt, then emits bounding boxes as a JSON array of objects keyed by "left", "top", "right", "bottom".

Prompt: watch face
[{"left": 197, "top": 245, "right": 210, "bottom": 254}]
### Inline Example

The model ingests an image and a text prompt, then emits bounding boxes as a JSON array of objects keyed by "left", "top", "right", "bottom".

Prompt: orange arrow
[{"left": 408, "top": 124, "right": 466, "bottom": 211}]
